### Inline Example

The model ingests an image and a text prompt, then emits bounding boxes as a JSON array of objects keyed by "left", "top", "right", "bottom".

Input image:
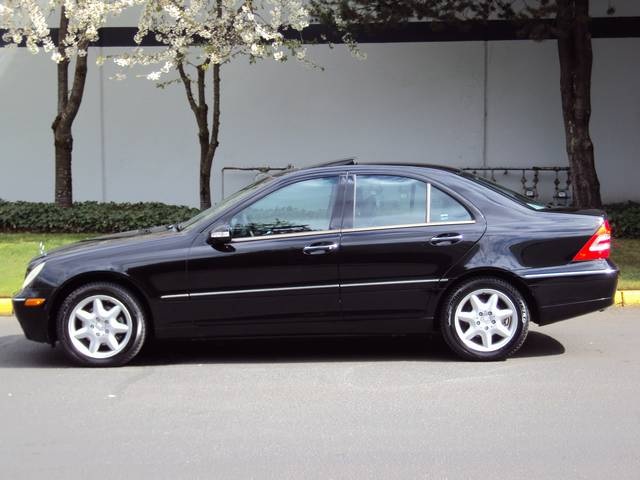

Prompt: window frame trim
[
  {"left": 207, "top": 170, "right": 481, "bottom": 244},
  {"left": 230, "top": 220, "right": 478, "bottom": 243},
  {"left": 344, "top": 172, "right": 475, "bottom": 232}
]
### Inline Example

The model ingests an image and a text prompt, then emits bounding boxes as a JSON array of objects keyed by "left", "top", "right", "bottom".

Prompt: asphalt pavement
[{"left": 1, "top": 308, "right": 639, "bottom": 479}]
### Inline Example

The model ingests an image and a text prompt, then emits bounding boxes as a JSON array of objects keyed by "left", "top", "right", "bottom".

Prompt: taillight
[{"left": 573, "top": 220, "right": 611, "bottom": 262}]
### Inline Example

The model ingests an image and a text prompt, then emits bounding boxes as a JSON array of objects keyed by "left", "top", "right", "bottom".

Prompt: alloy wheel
[
  {"left": 67, "top": 295, "right": 133, "bottom": 359},
  {"left": 453, "top": 288, "right": 518, "bottom": 353}
]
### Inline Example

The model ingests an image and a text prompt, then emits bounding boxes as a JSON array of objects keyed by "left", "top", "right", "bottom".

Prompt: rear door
[{"left": 337, "top": 172, "right": 486, "bottom": 333}]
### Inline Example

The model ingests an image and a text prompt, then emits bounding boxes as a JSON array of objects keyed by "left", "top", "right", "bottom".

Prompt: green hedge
[
  {"left": 0, "top": 200, "right": 200, "bottom": 233},
  {"left": 0, "top": 199, "right": 638, "bottom": 237},
  {"left": 606, "top": 202, "right": 640, "bottom": 238}
]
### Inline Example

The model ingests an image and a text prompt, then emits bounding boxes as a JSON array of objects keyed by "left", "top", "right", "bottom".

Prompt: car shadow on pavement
[{"left": 0, "top": 331, "right": 565, "bottom": 368}]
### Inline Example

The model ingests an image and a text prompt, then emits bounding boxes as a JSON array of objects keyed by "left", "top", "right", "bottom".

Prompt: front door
[
  {"left": 186, "top": 175, "right": 345, "bottom": 337},
  {"left": 338, "top": 173, "right": 486, "bottom": 333}
]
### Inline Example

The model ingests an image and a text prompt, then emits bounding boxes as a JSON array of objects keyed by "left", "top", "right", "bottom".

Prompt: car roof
[{"left": 302, "top": 159, "right": 463, "bottom": 175}]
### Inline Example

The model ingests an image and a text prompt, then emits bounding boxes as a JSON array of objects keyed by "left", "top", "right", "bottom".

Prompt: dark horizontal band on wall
[{"left": 1, "top": 17, "right": 639, "bottom": 48}]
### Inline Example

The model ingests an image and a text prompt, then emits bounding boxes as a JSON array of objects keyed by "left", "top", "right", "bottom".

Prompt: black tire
[
  {"left": 440, "top": 277, "right": 529, "bottom": 361},
  {"left": 56, "top": 282, "right": 147, "bottom": 367}
]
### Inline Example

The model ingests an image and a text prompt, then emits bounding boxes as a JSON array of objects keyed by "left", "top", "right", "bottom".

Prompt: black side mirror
[{"left": 209, "top": 225, "right": 232, "bottom": 245}]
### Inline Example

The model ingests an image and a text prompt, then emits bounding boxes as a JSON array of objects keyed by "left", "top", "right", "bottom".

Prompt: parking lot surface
[{"left": 1, "top": 308, "right": 639, "bottom": 479}]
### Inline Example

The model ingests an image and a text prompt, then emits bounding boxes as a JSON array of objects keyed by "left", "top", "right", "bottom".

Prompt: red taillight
[{"left": 573, "top": 220, "right": 611, "bottom": 262}]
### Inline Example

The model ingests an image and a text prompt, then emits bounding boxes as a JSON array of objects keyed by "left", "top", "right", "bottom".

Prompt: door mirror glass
[{"left": 209, "top": 225, "right": 232, "bottom": 245}]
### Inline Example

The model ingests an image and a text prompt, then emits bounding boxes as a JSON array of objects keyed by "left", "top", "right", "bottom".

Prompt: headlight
[{"left": 22, "top": 262, "right": 46, "bottom": 290}]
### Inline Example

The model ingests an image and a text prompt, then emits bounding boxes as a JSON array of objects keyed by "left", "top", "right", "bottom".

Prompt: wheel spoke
[
  {"left": 88, "top": 337, "right": 102, "bottom": 354},
  {"left": 494, "top": 308, "right": 514, "bottom": 323},
  {"left": 494, "top": 322, "right": 511, "bottom": 338},
  {"left": 105, "top": 334, "right": 119, "bottom": 351},
  {"left": 75, "top": 309, "right": 95, "bottom": 323},
  {"left": 73, "top": 327, "right": 90, "bottom": 340},
  {"left": 487, "top": 294, "right": 499, "bottom": 313},
  {"left": 469, "top": 294, "right": 484, "bottom": 312},
  {"left": 457, "top": 311, "right": 476, "bottom": 324},
  {"left": 109, "top": 319, "right": 129, "bottom": 334},
  {"left": 107, "top": 305, "right": 122, "bottom": 321},
  {"left": 480, "top": 329, "right": 493, "bottom": 348},
  {"left": 94, "top": 298, "right": 109, "bottom": 319},
  {"left": 463, "top": 327, "right": 479, "bottom": 341}
]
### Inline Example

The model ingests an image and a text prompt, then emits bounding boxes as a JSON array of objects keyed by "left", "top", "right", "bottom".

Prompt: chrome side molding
[{"left": 160, "top": 277, "right": 448, "bottom": 300}]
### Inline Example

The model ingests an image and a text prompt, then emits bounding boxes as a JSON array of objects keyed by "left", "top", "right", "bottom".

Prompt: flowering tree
[
  {"left": 118, "top": 0, "right": 310, "bottom": 209},
  {"left": 0, "top": 0, "right": 137, "bottom": 207}
]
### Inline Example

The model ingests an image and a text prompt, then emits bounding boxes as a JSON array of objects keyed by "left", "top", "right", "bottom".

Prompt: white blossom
[
  {"left": 0, "top": 0, "right": 142, "bottom": 64},
  {"left": 118, "top": 0, "right": 311, "bottom": 81}
]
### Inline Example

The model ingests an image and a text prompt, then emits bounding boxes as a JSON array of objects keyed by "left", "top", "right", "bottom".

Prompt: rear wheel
[
  {"left": 56, "top": 282, "right": 147, "bottom": 367},
  {"left": 440, "top": 277, "right": 529, "bottom": 361}
]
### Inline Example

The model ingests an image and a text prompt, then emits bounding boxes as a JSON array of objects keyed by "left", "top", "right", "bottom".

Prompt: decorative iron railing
[
  {"left": 461, "top": 167, "right": 572, "bottom": 206},
  {"left": 219, "top": 163, "right": 573, "bottom": 207}
]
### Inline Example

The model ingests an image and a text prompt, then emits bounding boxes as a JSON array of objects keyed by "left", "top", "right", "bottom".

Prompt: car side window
[
  {"left": 353, "top": 175, "right": 471, "bottom": 228},
  {"left": 429, "top": 186, "right": 472, "bottom": 223},
  {"left": 231, "top": 177, "right": 339, "bottom": 238},
  {"left": 354, "top": 175, "right": 427, "bottom": 228}
]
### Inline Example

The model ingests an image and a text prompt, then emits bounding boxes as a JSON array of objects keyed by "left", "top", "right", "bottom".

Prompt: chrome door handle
[
  {"left": 303, "top": 242, "right": 338, "bottom": 255},
  {"left": 430, "top": 233, "right": 463, "bottom": 246}
]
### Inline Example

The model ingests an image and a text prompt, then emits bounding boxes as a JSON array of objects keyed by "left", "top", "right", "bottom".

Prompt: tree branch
[
  {"left": 177, "top": 61, "right": 199, "bottom": 114},
  {"left": 210, "top": 63, "right": 221, "bottom": 148},
  {"left": 197, "top": 62, "right": 208, "bottom": 109},
  {"left": 54, "top": 5, "right": 70, "bottom": 128},
  {"left": 60, "top": 39, "right": 90, "bottom": 129}
]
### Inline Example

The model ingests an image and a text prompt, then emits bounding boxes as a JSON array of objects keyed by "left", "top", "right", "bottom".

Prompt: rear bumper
[{"left": 523, "top": 260, "right": 618, "bottom": 326}]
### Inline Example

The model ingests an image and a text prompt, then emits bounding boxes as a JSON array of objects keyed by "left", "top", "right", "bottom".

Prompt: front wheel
[
  {"left": 56, "top": 282, "right": 147, "bottom": 367},
  {"left": 440, "top": 277, "right": 529, "bottom": 361}
]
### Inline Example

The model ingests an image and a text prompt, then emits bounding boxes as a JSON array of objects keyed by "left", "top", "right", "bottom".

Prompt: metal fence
[
  {"left": 220, "top": 164, "right": 573, "bottom": 207},
  {"left": 461, "top": 167, "right": 572, "bottom": 206}
]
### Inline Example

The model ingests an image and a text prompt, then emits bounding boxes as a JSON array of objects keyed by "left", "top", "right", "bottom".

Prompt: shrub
[
  {"left": 1, "top": 199, "right": 638, "bottom": 238},
  {"left": 606, "top": 202, "right": 640, "bottom": 238},
  {"left": 0, "top": 200, "right": 200, "bottom": 233}
]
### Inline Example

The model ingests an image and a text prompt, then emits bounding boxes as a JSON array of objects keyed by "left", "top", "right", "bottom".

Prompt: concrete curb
[
  {"left": 0, "top": 298, "right": 12, "bottom": 316},
  {"left": 1, "top": 290, "right": 639, "bottom": 316},
  {"left": 615, "top": 290, "right": 640, "bottom": 307}
]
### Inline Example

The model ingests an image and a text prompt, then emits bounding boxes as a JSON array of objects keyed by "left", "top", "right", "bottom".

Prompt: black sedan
[{"left": 13, "top": 162, "right": 618, "bottom": 366}]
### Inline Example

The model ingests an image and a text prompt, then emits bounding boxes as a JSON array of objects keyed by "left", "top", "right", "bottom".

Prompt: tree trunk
[
  {"left": 51, "top": 7, "right": 89, "bottom": 208},
  {"left": 178, "top": 61, "right": 221, "bottom": 210},
  {"left": 53, "top": 128, "right": 73, "bottom": 207},
  {"left": 556, "top": 0, "right": 602, "bottom": 209},
  {"left": 200, "top": 63, "right": 221, "bottom": 210},
  {"left": 52, "top": 7, "right": 72, "bottom": 207}
]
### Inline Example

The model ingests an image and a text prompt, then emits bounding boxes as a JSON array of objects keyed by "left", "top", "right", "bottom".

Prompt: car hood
[{"left": 32, "top": 226, "right": 178, "bottom": 265}]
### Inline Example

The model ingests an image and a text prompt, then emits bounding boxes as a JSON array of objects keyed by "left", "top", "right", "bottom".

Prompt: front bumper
[{"left": 13, "top": 289, "right": 52, "bottom": 344}]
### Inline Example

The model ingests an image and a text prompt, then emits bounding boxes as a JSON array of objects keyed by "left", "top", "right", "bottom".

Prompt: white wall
[{"left": 1, "top": 36, "right": 639, "bottom": 207}]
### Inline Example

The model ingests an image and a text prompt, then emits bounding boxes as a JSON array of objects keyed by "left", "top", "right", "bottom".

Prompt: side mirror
[{"left": 209, "top": 225, "right": 232, "bottom": 245}]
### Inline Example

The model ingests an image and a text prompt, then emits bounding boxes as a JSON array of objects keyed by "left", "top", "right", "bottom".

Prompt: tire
[
  {"left": 56, "top": 282, "right": 147, "bottom": 367},
  {"left": 440, "top": 277, "right": 529, "bottom": 361}
]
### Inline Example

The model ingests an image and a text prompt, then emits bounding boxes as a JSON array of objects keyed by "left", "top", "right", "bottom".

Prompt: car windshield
[
  {"left": 179, "top": 175, "right": 278, "bottom": 231},
  {"left": 462, "top": 172, "right": 547, "bottom": 210}
]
